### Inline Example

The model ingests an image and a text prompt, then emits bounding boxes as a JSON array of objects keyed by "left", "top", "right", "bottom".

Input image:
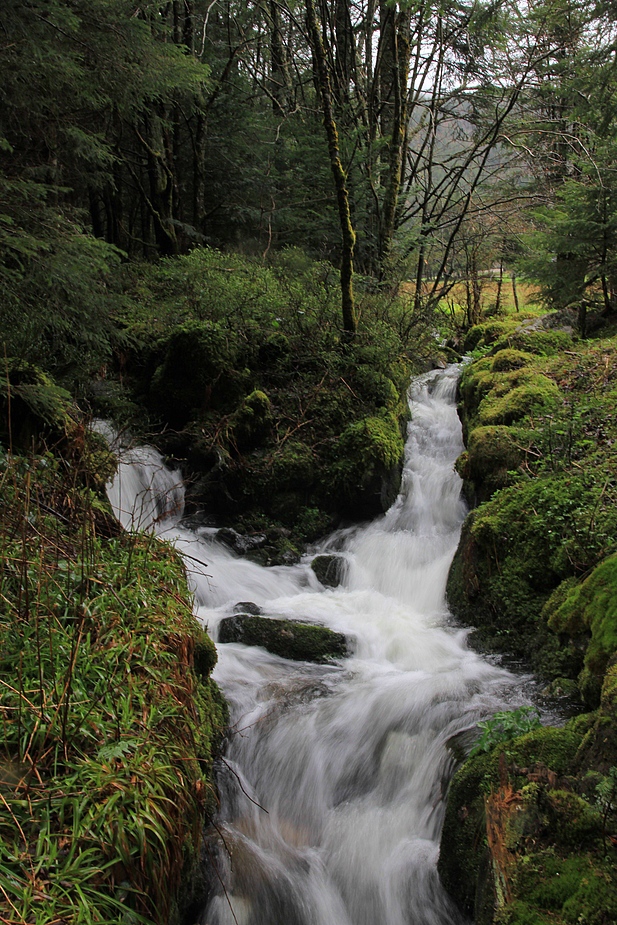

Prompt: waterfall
[
  {"left": 97, "top": 423, "right": 185, "bottom": 533},
  {"left": 107, "top": 367, "right": 528, "bottom": 925}
]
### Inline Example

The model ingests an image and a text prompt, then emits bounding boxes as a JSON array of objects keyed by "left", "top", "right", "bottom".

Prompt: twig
[{"left": 219, "top": 757, "right": 269, "bottom": 814}]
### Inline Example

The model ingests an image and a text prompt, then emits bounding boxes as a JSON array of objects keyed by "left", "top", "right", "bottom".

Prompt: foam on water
[{"left": 109, "top": 367, "right": 527, "bottom": 925}]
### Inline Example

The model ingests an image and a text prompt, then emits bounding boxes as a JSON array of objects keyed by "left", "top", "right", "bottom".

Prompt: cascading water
[
  {"left": 100, "top": 423, "right": 185, "bottom": 533},
  {"left": 106, "top": 366, "right": 530, "bottom": 925}
]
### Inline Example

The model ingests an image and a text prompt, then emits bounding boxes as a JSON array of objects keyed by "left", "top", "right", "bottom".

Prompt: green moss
[
  {"left": 148, "top": 319, "right": 245, "bottom": 426},
  {"left": 218, "top": 614, "right": 348, "bottom": 662},
  {"left": 506, "top": 722, "right": 585, "bottom": 776},
  {"left": 508, "top": 851, "right": 617, "bottom": 925},
  {"left": 491, "top": 349, "right": 534, "bottom": 372},
  {"left": 562, "top": 864, "right": 617, "bottom": 924},
  {"left": 193, "top": 625, "right": 219, "bottom": 678},
  {"left": 543, "top": 789, "right": 602, "bottom": 847},
  {"left": 438, "top": 749, "right": 495, "bottom": 916},
  {"left": 327, "top": 412, "right": 404, "bottom": 514},
  {"left": 459, "top": 357, "right": 497, "bottom": 415},
  {"left": 466, "top": 425, "right": 526, "bottom": 492},
  {"left": 231, "top": 389, "right": 273, "bottom": 449},
  {"left": 493, "top": 328, "right": 575, "bottom": 356},
  {"left": 548, "top": 554, "right": 617, "bottom": 684},
  {"left": 447, "top": 470, "right": 617, "bottom": 674},
  {"left": 463, "top": 320, "right": 519, "bottom": 352},
  {"left": 497, "top": 899, "right": 555, "bottom": 925},
  {"left": 478, "top": 375, "right": 560, "bottom": 426},
  {"left": 271, "top": 440, "right": 316, "bottom": 487},
  {"left": 351, "top": 367, "right": 401, "bottom": 411}
]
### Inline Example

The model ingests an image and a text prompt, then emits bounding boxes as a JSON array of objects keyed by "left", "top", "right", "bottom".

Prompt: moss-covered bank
[
  {"left": 439, "top": 311, "right": 617, "bottom": 924},
  {"left": 0, "top": 424, "right": 226, "bottom": 924},
  {"left": 105, "top": 248, "right": 437, "bottom": 555},
  {"left": 448, "top": 312, "right": 617, "bottom": 694}
]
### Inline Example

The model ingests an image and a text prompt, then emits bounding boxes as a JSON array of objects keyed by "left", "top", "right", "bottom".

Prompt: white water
[
  {"left": 99, "top": 423, "right": 185, "bottom": 533},
  {"left": 106, "top": 367, "right": 528, "bottom": 925}
]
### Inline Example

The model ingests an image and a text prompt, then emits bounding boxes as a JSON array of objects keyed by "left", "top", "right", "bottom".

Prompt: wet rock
[
  {"left": 233, "top": 601, "right": 262, "bottom": 615},
  {"left": 216, "top": 527, "right": 267, "bottom": 555},
  {"left": 218, "top": 614, "right": 349, "bottom": 663},
  {"left": 311, "top": 554, "right": 347, "bottom": 588}
]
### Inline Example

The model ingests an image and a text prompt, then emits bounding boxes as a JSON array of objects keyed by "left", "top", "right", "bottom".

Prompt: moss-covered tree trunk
[
  {"left": 378, "top": 6, "right": 411, "bottom": 273},
  {"left": 306, "top": 0, "right": 357, "bottom": 339}
]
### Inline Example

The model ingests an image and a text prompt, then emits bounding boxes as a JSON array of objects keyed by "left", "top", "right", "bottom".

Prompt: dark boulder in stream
[
  {"left": 218, "top": 613, "right": 349, "bottom": 662},
  {"left": 310, "top": 553, "right": 347, "bottom": 588}
]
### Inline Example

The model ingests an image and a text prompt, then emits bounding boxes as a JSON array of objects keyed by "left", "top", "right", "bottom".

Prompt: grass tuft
[{"left": 0, "top": 441, "right": 225, "bottom": 924}]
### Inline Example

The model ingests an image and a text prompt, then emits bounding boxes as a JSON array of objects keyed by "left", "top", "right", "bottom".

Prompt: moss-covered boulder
[
  {"left": 545, "top": 554, "right": 617, "bottom": 706},
  {"left": 460, "top": 425, "right": 527, "bottom": 502},
  {"left": 230, "top": 390, "right": 273, "bottom": 450},
  {"left": 148, "top": 320, "right": 246, "bottom": 427},
  {"left": 218, "top": 614, "right": 349, "bottom": 662},
  {"left": 311, "top": 553, "right": 348, "bottom": 588},
  {"left": 438, "top": 720, "right": 597, "bottom": 925},
  {"left": 477, "top": 372, "right": 560, "bottom": 427},
  {"left": 490, "top": 349, "right": 534, "bottom": 373},
  {"left": 328, "top": 412, "right": 405, "bottom": 517},
  {"left": 446, "top": 467, "right": 617, "bottom": 681}
]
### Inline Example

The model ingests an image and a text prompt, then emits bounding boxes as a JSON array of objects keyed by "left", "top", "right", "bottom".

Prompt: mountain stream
[{"left": 106, "top": 366, "right": 532, "bottom": 925}]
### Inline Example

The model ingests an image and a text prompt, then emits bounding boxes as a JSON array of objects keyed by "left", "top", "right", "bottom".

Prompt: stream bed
[{"left": 108, "top": 366, "right": 532, "bottom": 925}]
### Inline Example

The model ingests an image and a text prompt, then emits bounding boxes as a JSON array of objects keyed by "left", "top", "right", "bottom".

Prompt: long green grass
[{"left": 0, "top": 437, "right": 225, "bottom": 924}]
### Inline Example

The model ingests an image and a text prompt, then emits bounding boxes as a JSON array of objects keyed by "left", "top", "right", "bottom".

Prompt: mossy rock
[
  {"left": 351, "top": 367, "right": 400, "bottom": 412},
  {"left": 493, "top": 328, "right": 575, "bottom": 357},
  {"left": 438, "top": 721, "right": 588, "bottom": 923},
  {"left": 490, "top": 349, "right": 534, "bottom": 373},
  {"left": 464, "top": 425, "right": 526, "bottom": 498},
  {"left": 459, "top": 357, "right": 497, "bottom": 412},
  {"left": 575, "top": 663, "right": 617, "bottom": 771},
  {"left": 258, "top": 332, "right": 290, "bottom": 367},
  {"left": 541, "top": 789, "right": 602, "bottom": 848},
  {"left": 148, "top": 320, "right": 245, "bottom": 427},
  {"left": 446, "top": 507, "right": 558, "bottom": 668},
  {"left": 270, "top": 440, "right": 316, "bottom": 488},
  {"left": 547, "top": 554, "right": 617, "bottom": 699},
  {"left": 311, "top": 553, "right": 347, "bottom": 588},
  {"left": 507, "top": 851, "right": 617, "bottom": 925},
  {"left": 230, "top": 390, "right": 273, "bottom": 450},
  {"left": 328, "top": 412, "right": 404, "bottom": 517},
  {"left": 193, "top": 626, "right": 218, "bottom": 678},
  {"left": 438, "top": 746, "right": 499, "bottom": 919},
  {"left": 462, "top": 320, "right": 517, "bottom": 352},
  {"left": 218, "top": 614, "right": 349, "bottom": 662},
  {"left": 477, "top": 374, "right": 560, "bottom": 426}
]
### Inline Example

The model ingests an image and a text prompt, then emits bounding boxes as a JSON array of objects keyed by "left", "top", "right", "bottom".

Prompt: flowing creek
[{"left": 106, "top": 366, "right": 534, "bottom": 925}]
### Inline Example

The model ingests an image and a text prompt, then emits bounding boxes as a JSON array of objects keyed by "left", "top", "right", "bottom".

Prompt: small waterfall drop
[
  {"left": 97, "top": 424, "right": 184, "bottom": 533},
  {"left": 107, "top": 367, "right": 528, "bottom": 925}
]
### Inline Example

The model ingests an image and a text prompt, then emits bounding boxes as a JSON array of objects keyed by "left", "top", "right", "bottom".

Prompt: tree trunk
[
  {"left": 512, "top": 274, "right": 520, "bottom": 312},
  {"left": 378, "top": 7, "right": 411, "bottom": 272},
  {"left": 495, "top": 254, "right": 504, "bottom": 314},
  {"left": 306, "top": 0, "right": 357, "bottom": 338}
]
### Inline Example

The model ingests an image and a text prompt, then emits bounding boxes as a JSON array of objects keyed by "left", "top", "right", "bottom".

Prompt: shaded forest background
[{"left": 3, "top": 0, "right": 617, "bottom": 384}]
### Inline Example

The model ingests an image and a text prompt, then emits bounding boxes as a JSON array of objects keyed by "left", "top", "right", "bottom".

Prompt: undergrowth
[{"left": 0, "top": 441, "right": 225, "bottom": 924}]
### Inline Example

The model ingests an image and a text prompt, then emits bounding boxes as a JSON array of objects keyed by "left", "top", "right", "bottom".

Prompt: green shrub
[{"left": 469, "top": 706, "right": 542, "bottom": 757}]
